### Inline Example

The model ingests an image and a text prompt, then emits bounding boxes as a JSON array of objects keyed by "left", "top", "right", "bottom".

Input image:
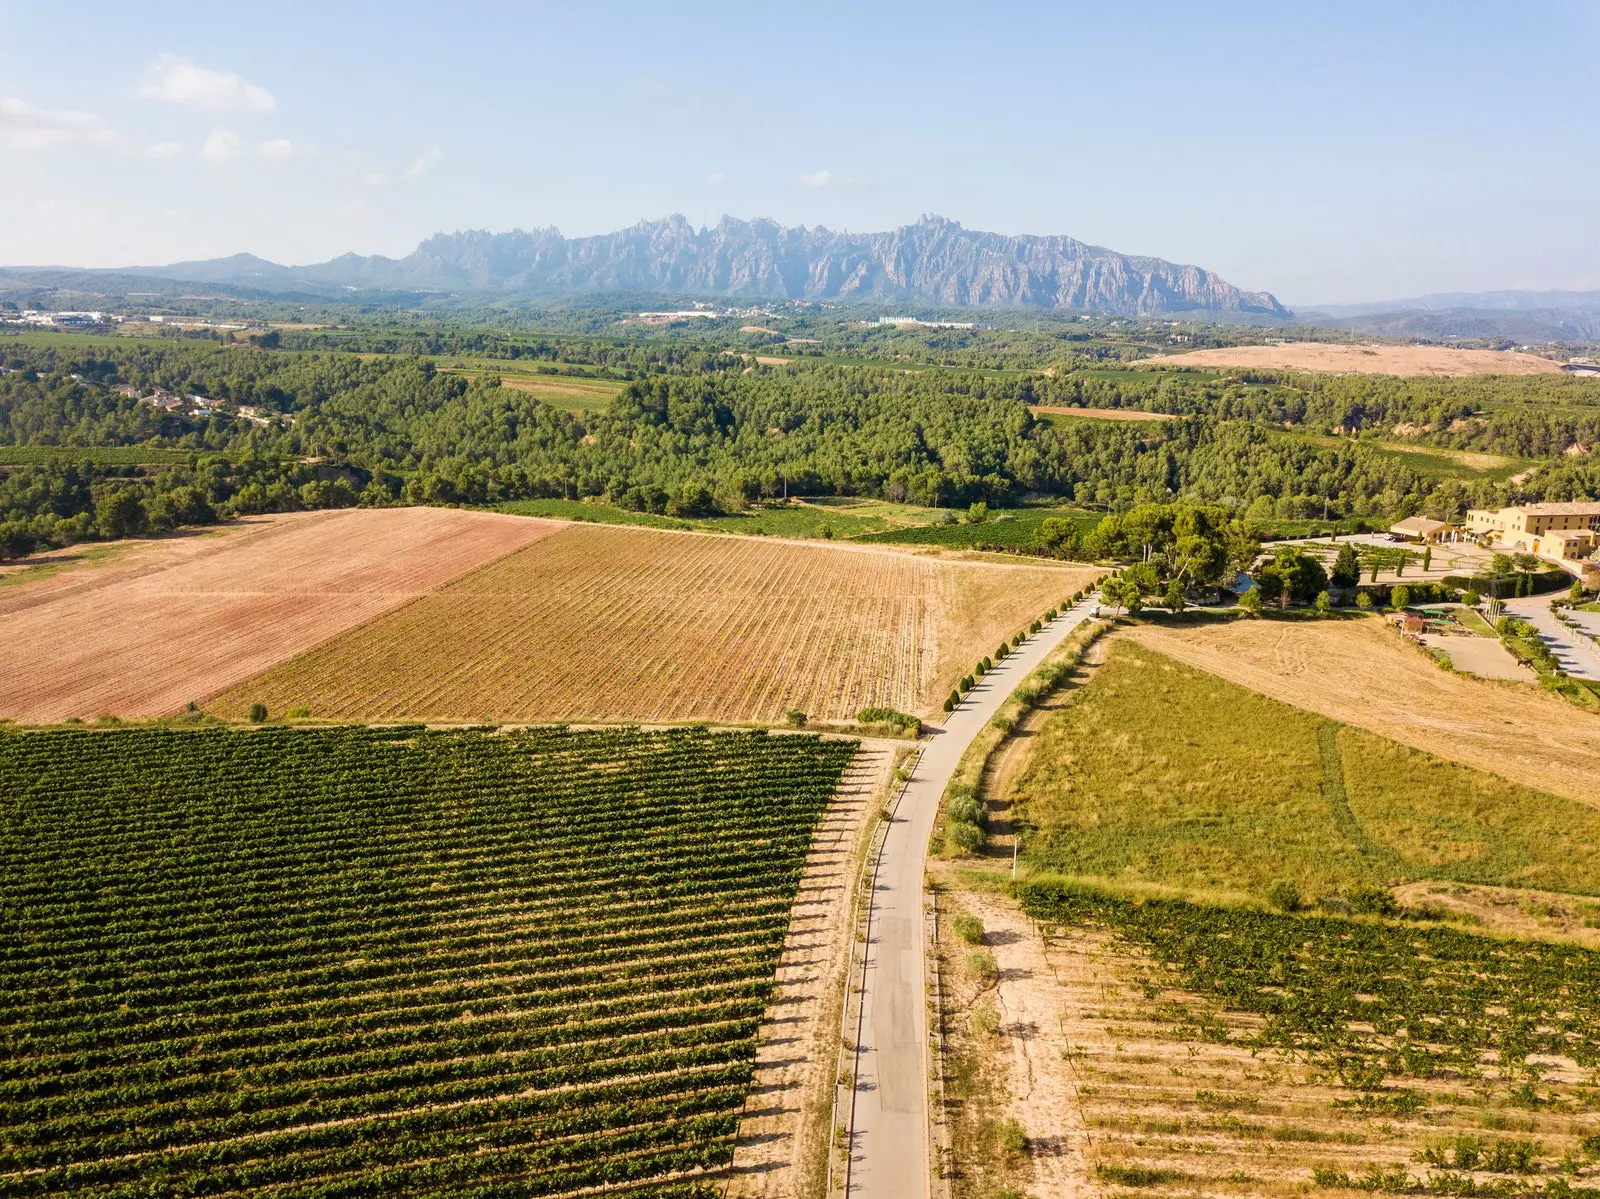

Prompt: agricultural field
[
  {"left": 0, "top": 723, "right": 858, "bottom": 1198},
  {"left": 1009, "top": 640, "right": 1600, "bottom": 903},
  {"left": 1028, "top": 404, "right": 1175, "bottom": 422},
  {"left": 213, "top": 523, "right": 1097, "bottom": 724},
  {"left": 0, "top": 507, "right": 558, "bottom": 722},
  {"left": 1142, "top": 342, "right": 1566, "bottom": 376},
  {"left": 0, "top": 445, "right": 194, "bottom": 466},
  {"left": 439, "top": 364, "right": 627, "bottom": 413},
  {"left": 1007, "top": 881, "right": 1600, "bottom": 1199},
  {"left": 1272, "top": 431, "right": 1537, "bottom": 483},
  {"left": 856, "top": 507, "right": 1101, "bottom": 551},
  {"left": 1125, "top": 617, "right": 1600, "bottom": 806}
]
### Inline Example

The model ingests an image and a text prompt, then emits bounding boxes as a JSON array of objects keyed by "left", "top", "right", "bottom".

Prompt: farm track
[
  {"left": 215, "top": 523, "right": 1092, "bottom": 724},
  {"left": 0, "top": 508, "right": 562, "bottom": 722}
]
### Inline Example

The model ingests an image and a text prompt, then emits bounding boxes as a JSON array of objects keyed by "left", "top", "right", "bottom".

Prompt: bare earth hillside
[
  {"left": 0, "top": 508, "right": 562, "bottom": 722},
  {"left": 214, "top": 523, "right": 1096, "bottom": 724},
  {"left": 1126, "top": 618, "right": 1600, "bottom": 806},
  {"left": 1143, "top": 342, "right": 1564, "bottom": 376}
]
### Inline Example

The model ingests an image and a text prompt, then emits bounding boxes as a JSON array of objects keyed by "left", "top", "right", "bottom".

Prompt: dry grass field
[
  {"left": 1126, "top": 618, "right": 1600, "bottom": 806},
  {"left": 214, "top": 523, "right": 1094, "bottom": 724},
  {"left": 1142, "top": 343, "right": 1564, "bottom": 376},
  {"left": 1029, "top": 405, "right": 1175, "bottom": 421},
  {"left": 0, "top": 508, "right": 560, "bottom": 722}
]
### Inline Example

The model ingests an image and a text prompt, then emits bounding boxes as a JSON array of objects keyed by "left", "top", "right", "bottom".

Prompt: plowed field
[
  {"left": 0, "top": 508, "right": 562, "bottom": 722},
  {"left": 215, "top": 524, "right": 1094, "bottom": 724},
  {"left": 1142, "top": 342, "right": 1564, "bottom": 376}
]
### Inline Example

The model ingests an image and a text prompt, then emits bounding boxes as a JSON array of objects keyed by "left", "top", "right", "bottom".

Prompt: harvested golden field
[
  {"left": 0, "top": 508, "right": 560, "bottom": 722},
  {"left": 1029, "top": 405, "right": 1174, "bottom": 421},
  {"left": 214, "top": 524, "right": 1095, "bottom": 724},
  {"left": 1142, "top": 342, "right": 1564, "bottom": 376},
  {"left": 1126, "top": 617, "right": 1600, "bottom": 806}
]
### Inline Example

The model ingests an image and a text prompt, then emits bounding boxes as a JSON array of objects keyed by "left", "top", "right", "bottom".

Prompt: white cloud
[
  {"left": 1, "top": 96, "right": 180, "bottom": 158},
  {"left": 707, "top": 171, "right": 726, "bottom": 186},
  {"left": 365, "top": 170, "right": 391, "bottom": 188},
  {"left": 798, "top": 169, "right": 836, "bottom": 189},
  {"left": 407, "top": 147, "right": 441, "bottom": 180},
  {"left": 202, "top": 128, "right": 243, "bottom": 162},
  {"left": 257, "top": 138, "right": 293, "bottom": 162},
  {"left": 136, "top": 54, "right": 274, "bottom": 113}
]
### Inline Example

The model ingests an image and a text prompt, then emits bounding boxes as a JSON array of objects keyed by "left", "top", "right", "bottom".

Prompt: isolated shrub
[
  {"left": 981, "top": 655, "right": 992, "bottom": 671},
  {"left": 1345, "top": 883, "right": 1398, "bottom": 917},
  {"left": 948, "top": 821, "right": 985, "bottom": 853},
  {"left": 286, "top": 706, "right": 310, "bottom": 719},
  {"left": 1356, "top": 591, "right": 1374, "bottom": 610},
  {"left": 1315, "top": 590, "right": 1333, "bottom": 614},
  {"left": 971, "top": 1003, "right": 1000, "bottom": 1034},
  {"left": 997, "top": 1118, "right": 1028, "bottom": 1155},
  {"left": 857, "top": 707, "right": 918, "bottom": 731},
  {"left": 785, "top": 709, "right": 807, "bottom": 728},
  {"left": 966, "top": 950, "right": 997, "bottom": 982},
  {"left": 1313, "top": 1166, "right": 1353, "bottom": 1189},
  {"left": 948, "top": 795, "right": 986, "bottom": 829},
  {"left": 953, "top": 913, "right": 984, "bottom": 944},
  {"left": 1096, "top": 1163, "right": 1183, "bottom": 1187},
  {"left": 247, "top": 703, "right": 268, "bottom": 723},
  {"left": 1266, "top": 879, "right": 1303, "bottom": 912},
  {"left": 990, "top": 713, "right": 1015, "bottom": 734}
]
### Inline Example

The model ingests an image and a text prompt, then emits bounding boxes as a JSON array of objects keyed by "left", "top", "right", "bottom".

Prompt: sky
[{"left": 2, "top": 0, "right": 1597, "bottom": 306}]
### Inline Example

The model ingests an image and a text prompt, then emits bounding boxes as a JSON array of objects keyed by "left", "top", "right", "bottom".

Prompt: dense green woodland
[{"left": 2, "top": 335, "right": 1598, "bottom": 558}]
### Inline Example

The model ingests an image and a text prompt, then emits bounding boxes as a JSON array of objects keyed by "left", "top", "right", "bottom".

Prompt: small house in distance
[{"left": 1388, "top": 516, "right": 1451, "bottom": 543}]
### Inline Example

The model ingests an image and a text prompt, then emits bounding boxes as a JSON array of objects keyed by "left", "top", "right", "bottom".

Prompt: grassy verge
[{"left": 937, "top": 619, "right": 1110, "bottom": 857}]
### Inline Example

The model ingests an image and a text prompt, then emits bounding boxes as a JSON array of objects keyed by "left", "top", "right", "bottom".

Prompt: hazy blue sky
[{"left": 3, "top": 0, "right": 1596, "bottom": 304}]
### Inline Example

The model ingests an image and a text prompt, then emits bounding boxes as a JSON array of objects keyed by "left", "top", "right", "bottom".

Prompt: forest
[{"left": 2, "top": 330, "right": 1598, "bottom": 559}]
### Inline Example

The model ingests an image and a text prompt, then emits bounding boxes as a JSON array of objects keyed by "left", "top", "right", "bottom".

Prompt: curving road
[
  {"left": 847, "top": 594, "right": 1102, "bottom": 1199},
  {"left": 1504, "top": 595, "right": 1600, "bottom": 681}
]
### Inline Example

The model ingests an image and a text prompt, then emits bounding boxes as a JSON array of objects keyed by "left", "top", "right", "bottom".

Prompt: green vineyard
[
  {"left": 0, "top": 724, "right": 857, "bottom": 1198},
  {"left": 1021, "top": 881, "right": 1600, "bottom": 1096}
]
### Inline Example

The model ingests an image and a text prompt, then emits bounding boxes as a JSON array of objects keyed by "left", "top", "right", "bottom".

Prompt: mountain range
[{"left": 86, "top": 215, "right": 1290, "bottom": 318}]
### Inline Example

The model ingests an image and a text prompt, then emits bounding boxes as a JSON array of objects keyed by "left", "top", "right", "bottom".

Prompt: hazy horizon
[{"left": 4, "top": 0, "right": 1598, "bottom": 305}]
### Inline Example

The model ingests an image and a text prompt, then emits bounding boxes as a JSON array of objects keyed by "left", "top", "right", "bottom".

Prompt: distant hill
[
  {"left": 16, "top": 215, "right": 1291, "bottom": 318},
  {"left": 1308, "top": 288, "right": 1600, "bottom": 318}
]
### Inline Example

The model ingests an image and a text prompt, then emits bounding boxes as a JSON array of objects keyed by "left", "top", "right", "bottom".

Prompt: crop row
[{"left": 0, "top": 725, "right": 855, "bottom": 1196}]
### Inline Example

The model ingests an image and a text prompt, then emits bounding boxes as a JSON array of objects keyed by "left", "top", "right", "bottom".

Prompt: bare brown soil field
[
  {"left": 1141, "top": 342, "right": 1564, "bottom": 376},
  {"left": 1125, "top": 618, "right": 1600, "bottom": 806},
  {"left": 0, "top": 508, "right": 561, "bottom": 722},
  {"left": 214, "top": 524, "right": 1095, "bottom": 724},
  {"left": 1029, "top": 405, "right": 1175, "bottom": 421}
]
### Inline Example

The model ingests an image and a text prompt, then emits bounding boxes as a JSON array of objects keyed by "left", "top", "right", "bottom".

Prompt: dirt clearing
[
  {"left": 1126, "top": 617, "right": 1600, "bottom": 806},
  {"left": 214, "top": 523, "right": 1096, "bottom": 725},
  {"left": 1142, "top": 342, "right": 1564, "bottom": 376},
  {"left": 1029, "top": 405, "right": 1175, "bottom": 421},
  {"left": 0, "top": 508, "right": 561, "bottom": 722}
]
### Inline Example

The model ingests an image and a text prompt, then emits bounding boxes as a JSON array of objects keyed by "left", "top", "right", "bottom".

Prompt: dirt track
[
  {"left": 1143, "top": 342, "right": 1564, "bottom": 376},
  {"left": 1126, "top": 618, "right": 1600, "bottom": 806},
  {"left": 0, "top": 508, "right": 561, "bottom": 722}
]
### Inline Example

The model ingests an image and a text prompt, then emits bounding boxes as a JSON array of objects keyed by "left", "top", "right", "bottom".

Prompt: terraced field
[
  {"left": 214, "top": 524, "right": 1094, "bottom": 724},
  {"left": 0, "top": 724, "right": 857, "bottom": 1198}
]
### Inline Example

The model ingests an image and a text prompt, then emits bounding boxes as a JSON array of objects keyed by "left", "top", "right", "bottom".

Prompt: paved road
[
  {"left": 848, "top": 594, "right": 1102, "bottom": 1199},
  {"left": 1504, "top": 595, "right": 1600, "bottom": 681}
]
